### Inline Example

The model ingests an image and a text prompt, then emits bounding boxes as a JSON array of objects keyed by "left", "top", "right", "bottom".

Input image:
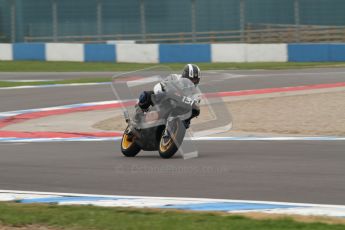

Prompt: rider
[{"left": 134, "top": 64, "right": 201, "bottom": 129}]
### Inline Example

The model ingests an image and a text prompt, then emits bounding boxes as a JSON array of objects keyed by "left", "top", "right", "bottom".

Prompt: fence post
[
  {"left": 97, "top": 0, "right": 103, "bottom": 41},
  {"left": 10, "top": 0, "right": 16, "bottom": 43},
  {"left": 140, "top": 0, "right": 146, "bottom": 43},
  {"left": 52, "top": 0, "right": 58, "bottom": 42},
  {"left": 294, "top": 0, "right": 300, "bottom": 42},
  {"left": 239, "top": 0, "right": 245, "bottom": 42},
  {"left": 191, "top": 0, "right": 196, "bottom": 43}
]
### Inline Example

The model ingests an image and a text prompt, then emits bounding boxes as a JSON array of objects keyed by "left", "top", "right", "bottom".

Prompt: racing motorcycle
[{"left": 120, "top": 78, "right": 200, "bottom": 159}]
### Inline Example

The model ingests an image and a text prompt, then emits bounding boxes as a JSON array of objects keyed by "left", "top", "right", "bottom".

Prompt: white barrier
[
  {"left": 246, "top": 44, "right": 287, "bottom": 62},
  {"left": 116, "top": 44, "right": 159, "bottom": 63},
  {"left": 0, "top": 43, "right": 13, "bottom": 61},
  {"left": 211, "top": 44, "right": 287, "bottom": 62},
  {"left": 211, "top": 44, "right": 246, "bottom": 62},
  {"left": 46, "top": 43, "right": 84, "bottom": 62},
  {"left": 0, "top": 43, "right": 291, "bottom": 63}
]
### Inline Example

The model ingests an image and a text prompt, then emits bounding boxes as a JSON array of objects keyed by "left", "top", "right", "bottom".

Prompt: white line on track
[
  {"left": 205, "top": 70, "right": 345, "bottom": 78},
  {"left": 0, "top": 189, "right": 344, "bottom": 208},
  {"left": 1, "top": 79, "right": 60, "bottom": 82},
  {"left": 0, "top": 82, "right": 111, "bottom": 90},
  {"left": 1, "top": 189, "right": 345, "bottom": 218},
  {"left": 0, "top": 100, "right": 120, "bottom": 117},
  {"left": 1, "top": 70, "right": 345, "bottom": 90}
]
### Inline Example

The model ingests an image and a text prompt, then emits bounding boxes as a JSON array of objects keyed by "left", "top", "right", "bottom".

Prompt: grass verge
[
  {"left": 1, "top": 61, "right": 345, "bottom": 88},
  {"left": 0, "top": 202, "right": 344, "bottom": 230},
  {"left": 1, "top": 61, "right": 345, "bottom": 72}
]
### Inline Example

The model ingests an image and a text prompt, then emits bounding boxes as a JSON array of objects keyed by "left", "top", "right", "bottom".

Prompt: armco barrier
[
  {"left": 1, "top": 43, "right": 345, "bottom": 63},
  {"left": 13, "top": 43, "right": 45, "bottom": 61},
  {"left": 246, "top": 44, "right": 287, "bottom": 62},
  {"left": 0, "top": 43, "right": 12, "bottom": 61},
  {"left": 328, "top": 44, "right": 345, "bottom": 62},
  {"left": 159, "top": 44, "right": 211, "bottom": 63},
  {"left": 46, "top": 43, "right": 84, "bottom": 62},
  {"left": 116, "top": 44, "right": 158, "bottom": 63},
  {"left": 288, "top": 43, "right": 345, "bottom": 62},
  {"left": 288, "top": 44, "right": 329, "bottom": 62},
  {"left": 84, "top": 44, "right": 116, "bottom": 62},
  {"left": 211, "top": 44, "right": 246, "bottom": 62}
]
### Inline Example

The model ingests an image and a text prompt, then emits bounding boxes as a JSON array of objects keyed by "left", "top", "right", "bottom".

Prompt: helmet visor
[{"left": 191, "top": 77, "right": 200, "bottom": 85}]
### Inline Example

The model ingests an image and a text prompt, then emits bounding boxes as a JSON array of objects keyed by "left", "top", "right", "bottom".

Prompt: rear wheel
[
  {"left": 158, "top": 119, "right": 186, "bottom": 159},
  {"left": 121, "top": 127, "right": 141, "bottom": 157}
]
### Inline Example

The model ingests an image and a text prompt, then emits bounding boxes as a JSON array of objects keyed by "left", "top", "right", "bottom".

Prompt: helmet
[
  {"left": 138, "top": 91, "right": 153, "bottom": 111},
  {"left": 182, "top": 64, "right": 200, "bottom": 85}
]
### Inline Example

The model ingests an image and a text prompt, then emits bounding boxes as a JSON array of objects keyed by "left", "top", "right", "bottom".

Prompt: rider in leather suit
[{"left": 128, "top": 64, "right": 201, "bottom": 136}]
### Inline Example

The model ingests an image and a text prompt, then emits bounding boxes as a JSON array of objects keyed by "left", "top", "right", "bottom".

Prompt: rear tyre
[
  {"left": 158, "top": 119, "right": 186, "bottom": 159},
  {"left": 121, "top": 127, "right": 141, "bottom": 157}
]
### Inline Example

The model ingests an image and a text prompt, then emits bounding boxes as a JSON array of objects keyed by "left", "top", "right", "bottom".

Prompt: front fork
[{"left": 123, "top": 111, "right": 130, "bottom": 123}]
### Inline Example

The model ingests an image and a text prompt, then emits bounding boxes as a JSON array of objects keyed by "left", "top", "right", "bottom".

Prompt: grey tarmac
[
  {"left": 0, "top": 68, "right": 345, "bottom": 205},
  {"left": 1, "top": 68, "right": 345, "bottom": 112},
  {"left": 0, "top": 140, "right": 344, "bottom": 205}
]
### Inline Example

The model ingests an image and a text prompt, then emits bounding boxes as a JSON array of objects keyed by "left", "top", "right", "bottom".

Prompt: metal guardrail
[
  {"left": 23, "top": 24, "right": 345, "bottom": 44},
  {"left": 244, "top": 24, "right": 345, "bottom": 43}
]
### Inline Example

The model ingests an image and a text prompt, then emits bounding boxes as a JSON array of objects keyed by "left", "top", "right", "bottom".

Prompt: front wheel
[
  {"left": 121, "top": 127, "right": 141, "bottom": 157},
  {"left": 158, "top": 119, "right": 186, "bottom": 159}
]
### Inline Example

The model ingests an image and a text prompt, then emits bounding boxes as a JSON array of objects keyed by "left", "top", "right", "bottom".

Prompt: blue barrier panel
[
  {"left": 13, "top": 43, "right": 45, "bottom": 61},
  {"left": 288, "top": 44, "right": 329, "bottom": 62},
  {"left": 84, "top": 44, "right": 116, "bottom": 62},
  {"left": 159, "top": 44, "right": 211, "bottom": 63},
  {"left": 328, "top": 44, "right": 345, "bottom": 62}
]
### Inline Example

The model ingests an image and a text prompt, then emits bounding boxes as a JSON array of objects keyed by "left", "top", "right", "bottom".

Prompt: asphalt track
[
  {"left": 2, "top": 68, "right": 345, "bottom": 111},
  {"left": 0, "top": 68, "right": 345, "bottom": 205}
]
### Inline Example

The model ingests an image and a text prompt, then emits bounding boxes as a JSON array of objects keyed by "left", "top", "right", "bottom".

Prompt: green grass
[
  {"left": 1, "top": 61, "right": 345, "bottom": 88},
  {"left": 1, "top": 61, "right": 345, "bottom": 72},
  {"left": 0, "top": 203, "right": 344, "bottom": 230}
]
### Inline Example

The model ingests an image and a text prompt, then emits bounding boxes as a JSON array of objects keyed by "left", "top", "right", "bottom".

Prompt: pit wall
[{"left": 0, "top": 43, "right": 344, "bottom": 63}]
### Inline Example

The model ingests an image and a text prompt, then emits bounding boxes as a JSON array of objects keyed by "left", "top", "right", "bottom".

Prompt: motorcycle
[{"left": 120, "top": 78, "right": 200, "bottom": 159}]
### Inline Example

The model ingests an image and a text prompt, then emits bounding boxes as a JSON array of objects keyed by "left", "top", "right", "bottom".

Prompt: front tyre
[
  {"left": 121, "top": 127, "right": 141, "bottom": 157},
  {"left": 159, "top": 119, "right": 186, "bottom": 159}
]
